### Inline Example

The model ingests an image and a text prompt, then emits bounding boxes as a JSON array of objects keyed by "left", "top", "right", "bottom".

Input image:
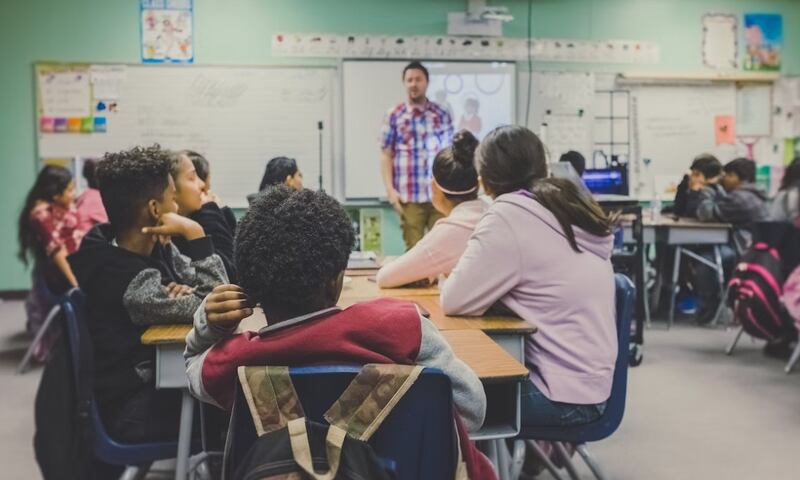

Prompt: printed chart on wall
[
  {"left": 524, "top": 72, "right": 595, "bottom": 163},
  {"left": 141, "top": 0, "right": 194, "bottom": 63}
]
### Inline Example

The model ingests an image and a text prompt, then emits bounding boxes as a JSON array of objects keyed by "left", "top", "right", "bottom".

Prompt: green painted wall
[{"left": 1, "top": 0, "right": 799, "bottom": 288}]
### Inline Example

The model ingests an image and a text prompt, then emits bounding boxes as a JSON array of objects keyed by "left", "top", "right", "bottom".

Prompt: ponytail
[{"left": 531, "top": 178, "right": 614, "bottom": 252}]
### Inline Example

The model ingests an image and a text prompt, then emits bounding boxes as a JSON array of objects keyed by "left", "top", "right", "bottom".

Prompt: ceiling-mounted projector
[{"left": 448, "top": 0, "right": 513, "bottom": 37}]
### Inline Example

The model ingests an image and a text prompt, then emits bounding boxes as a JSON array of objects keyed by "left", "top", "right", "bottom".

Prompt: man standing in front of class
[{"left": 380, "top": 61, "right": 454, "bottom": 250}]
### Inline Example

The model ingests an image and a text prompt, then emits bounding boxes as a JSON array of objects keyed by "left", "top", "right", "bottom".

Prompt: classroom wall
[{"left": 1, "top": 0, "right": 799, "bottom": 289}]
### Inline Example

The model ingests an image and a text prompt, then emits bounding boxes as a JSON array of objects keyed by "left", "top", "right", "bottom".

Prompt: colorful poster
[
  {"left": 715, "top": 115, "right": 736, "bottom": 145},
  {"left": 359, "top": 208, "right": 382, "bottom": 254},
  {"left": 743, "top": 13, "right": 782, "bottom": 71},
  {"left": 141, "top": 0, "right": 193, "bottom": 63}
]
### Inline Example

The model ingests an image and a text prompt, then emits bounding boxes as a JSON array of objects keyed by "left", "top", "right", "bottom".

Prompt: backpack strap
[
  {"left": 286, "top": 418, "right": 347, "bottom": 480},
  {"left": 237, "top": 366, "right": 305, "bottom": 436},
  {"left": 324, "top": 364, "right": 424, "bottom": 441}
]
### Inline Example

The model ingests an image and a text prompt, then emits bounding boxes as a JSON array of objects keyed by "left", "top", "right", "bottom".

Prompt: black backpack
[{"left": 229, "top": 364, "right": 462, "bottom": 480}]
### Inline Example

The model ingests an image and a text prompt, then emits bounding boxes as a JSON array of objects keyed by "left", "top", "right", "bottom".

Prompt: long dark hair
[
  {"left": 477, "top": 125, "right": 612, "bottom": 252},
  {"left": 780, "top": 157, "right": 800, "bottom": 191},
  {"left": 433, "top": 129, "right": 479, "bottom": 202},
  {"left": 259, "top": 156, "right": 298, "bottom": 191},
  {"left": 18, "top": 165, "right": 73, "bottom": 265}
]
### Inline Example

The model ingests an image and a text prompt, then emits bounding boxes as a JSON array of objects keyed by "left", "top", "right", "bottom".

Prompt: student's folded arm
[
  {"left": 440, "top": 211, "right": 520, "bottom": 315},
  {"left": 169, "top": 238, "right": 229, "bottom": 297},
  {"left": 122, "top": 268, "right": 204, "bottom": 326},
  {"left": 415, "top": 316, "right": 486, "bottom": 432},
  {"left": 376, "top": 225, "right": 455, "bottom": 288},
  {"left": 184, "top": 297, "right": 238, "bottom": 407},
  {"left": 695, "top": 188, "right": 721, "bottom": 222}
]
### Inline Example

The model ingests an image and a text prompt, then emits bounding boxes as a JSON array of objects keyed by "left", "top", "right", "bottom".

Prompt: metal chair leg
[
  {"left": 526, "top": 440, "right": 566, "bottom": 480},
  {"left": 726, "top": 326, "right": 745, "bottom": 355},
  {"left": 576, "top": 444, "right": 608, "bottom": 480},
  {"left": 668, "top": 247, "right": 682, "bottom": 330},
  {"left": 553, "top": 442, "right": 580, "bottom": 480},
  {"left": 118, "top": 463, "right": 151, "bottom": 480},
  {"left": 710, "top": 286, "right": 730, "bottom": 327},
  {"left": 785, "top": 342, "right": 800, "bottom": 374},
  {"left": 510, "top": 440, "right": 526, "bottom": 480},
  {"left": 17, "top": 304, "right": 61, "bottom": 374}
]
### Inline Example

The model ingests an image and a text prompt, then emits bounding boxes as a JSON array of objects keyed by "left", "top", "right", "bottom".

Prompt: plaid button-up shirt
[{"left": 380, "top": 100, "right": 454, "bottom": 203}]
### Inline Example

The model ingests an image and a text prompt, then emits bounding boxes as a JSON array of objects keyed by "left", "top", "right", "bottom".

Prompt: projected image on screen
[{"left": 426, "top": 63, "right": 515, "bottom": 140}]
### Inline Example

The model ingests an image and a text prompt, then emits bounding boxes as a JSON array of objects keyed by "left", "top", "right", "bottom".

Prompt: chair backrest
[
  {"left": 59, "top": 288, "right": 177, "bottom": 465},
  {"left": 519, "top": 273, "right": 635, "bottom": 443},
  {"left": 226, "top": 365, "right": 457, "bottom": 480}
]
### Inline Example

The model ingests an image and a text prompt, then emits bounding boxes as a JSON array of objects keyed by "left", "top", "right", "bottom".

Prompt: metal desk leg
[
  {"left": 175, "top": 389, "right": 195, "bottom": 480},
  {"left": 495, "top": 439, "right": 511, "bottom": 480},
  {"left": 668, "top": 246, "right": 682, "bottom": 329}
]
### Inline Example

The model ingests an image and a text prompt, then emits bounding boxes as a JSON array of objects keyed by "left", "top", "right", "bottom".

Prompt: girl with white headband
[{"left": 376, "top": 129, "right": 488, "bottom": 288}]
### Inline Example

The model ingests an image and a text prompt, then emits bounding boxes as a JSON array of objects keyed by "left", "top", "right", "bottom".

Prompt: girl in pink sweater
[
  {"left": 441, "top": 125, "right": 618, "bottom": 430},
  {"left": 377, "top": 130, "right": 488, "bottom": 287}
]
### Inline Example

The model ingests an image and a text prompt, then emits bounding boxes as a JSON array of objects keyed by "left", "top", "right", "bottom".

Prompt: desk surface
[
  {"left": 402, "top": 296, "right": 534, "bottom": 334},
  {"left": 340, "top": 275, "right": 440, "bottom": 299},
  {"left": 141, "top": 323, "right": 527, "bottom": 381},
  {"left": 643, "top": 217, "right": 731, "bottom": 229}
]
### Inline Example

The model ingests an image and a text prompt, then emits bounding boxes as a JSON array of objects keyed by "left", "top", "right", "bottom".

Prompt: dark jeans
[
  {"left": 521, "top": 380, "right": 606, "bottom": 428},
  {"left": 106, "top": 387, "right": 183, "bottom": 443}
]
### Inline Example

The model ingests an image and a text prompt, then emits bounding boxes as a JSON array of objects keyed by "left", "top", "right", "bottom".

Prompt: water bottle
[{"left": 651, "top": 196, "right": 662, "bottom": 222}]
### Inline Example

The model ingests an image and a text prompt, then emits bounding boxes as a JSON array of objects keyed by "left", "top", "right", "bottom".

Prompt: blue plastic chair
[
  {"left": 225, "top": 365, "right": 458, "bottom": 480},
  {"left": 512, "top": 273, "right": 635, "bottom": 480},
  {"left": 60, "top": 289, "right": 179, "bottom": 479}
]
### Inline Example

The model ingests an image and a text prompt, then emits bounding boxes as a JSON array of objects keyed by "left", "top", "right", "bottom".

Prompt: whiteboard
[
  {"left": 342, "top": 60, "right": 516, "bottom": 199},
  {"left": 37, "top": 64, "right": 336, "bottom": 207},
  {"left": 632, "top": 84, "right": 738, "bottom": 198}
]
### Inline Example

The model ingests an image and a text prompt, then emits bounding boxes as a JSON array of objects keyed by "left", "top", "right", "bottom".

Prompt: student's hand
[
  {"left": 386, "top": 188, "right": 403, "bottom": 214},
  {"left": 201, "top": 190, "right": 225, "bottom": 207},
  {"left": 165, "top": 282, "right": 195, "bottom": 299},
  {"left": 205, "top": 284, "right": 254, "bottom": 327},
  {"left": 688, "top": 172, "right": 707, "bottom": 192},
  {"left": 142, "top": 212, "right": 205, "bottom": 241}
]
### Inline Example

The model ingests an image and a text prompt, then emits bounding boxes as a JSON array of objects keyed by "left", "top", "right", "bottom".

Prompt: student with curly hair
[
  {"left": 69, "top": 145, "right": 227, "bottom": 442},
  {"left": 184, "top": 186, "right": 496, "bottom": 479}
]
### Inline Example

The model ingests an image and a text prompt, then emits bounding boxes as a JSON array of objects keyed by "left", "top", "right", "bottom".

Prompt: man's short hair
[
  {"left": 559, "top": 150, "right": 586, "bottom": 177},
  {"left": 723, "top": 157, "right": 757, "bottom": 183},
  {"left": 402, "top": 61, "right": 429, "bottom": 81},
  {"left": 235, "top": 187, "right": 355, "bottom": 311},
  {"left": 690, "top": 154, "right": 722, "bottom": 179},
  {"left": 95, "top": 145, "right": 172, "bottom": 230}
]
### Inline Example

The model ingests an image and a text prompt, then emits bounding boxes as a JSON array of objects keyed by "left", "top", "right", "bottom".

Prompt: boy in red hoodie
[{"left": 184, "top": 186, "right": 494, "bottom": 478}]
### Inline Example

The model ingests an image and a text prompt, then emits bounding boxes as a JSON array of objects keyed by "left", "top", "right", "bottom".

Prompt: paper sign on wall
[
  {"left": 715, "top": 115, "right": 736, "bottom": 145},
  {"left": 39, "top": 69, "right": 91, "bottom": 118},
  {"left": 702, "top": 13, "right": 737, "bottom": 69}
]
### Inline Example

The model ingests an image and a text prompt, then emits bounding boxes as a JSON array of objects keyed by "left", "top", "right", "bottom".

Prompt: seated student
[
  {"left": 18, "top": 166, "right": 84, "bottom": 358},
  {"left": 696, "top": 157, "right": 769, "bottom": 231},
  {"left": 559, "top": 150, "right": 586, "bottom": 177},
  {"left": 75, "top": 159, "right": 108, "bottom": 231},
  {"left": 170, "top": 150, "right": 237, "bottom": 282},
  {"left": 247, "top": 156, "right": 304, "bottom": 204},
  {"left": 376, "top": 130, "right": 488, "bottom": 287},
  {"left": 440, "top": 126, "right": 617, "bottom": 432},
  {"left": 184, "top": 187, "right": 494, "bottom": 479},
  {"left": 69, "top": 145, "right": 227, "bottom": 442},
  {"left": 670, "top": 154, "right": 723, "bottom": 217},
  {"left": 184, "top": 150, "right": 238, "bottom": 233},
  {"left": 692, "top": 157, "right": 769, "bottom": 323},
  {"left": 770, "top": 156, "right": 800, "bottom": 223}
]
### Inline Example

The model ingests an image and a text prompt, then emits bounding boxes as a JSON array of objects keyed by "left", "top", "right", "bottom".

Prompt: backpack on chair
[
  {"left": 727, "top": 242, "right": 793, "bottom": 341},
  {"left": 229, "top": 364, "right": 469, "bottom": 480}
]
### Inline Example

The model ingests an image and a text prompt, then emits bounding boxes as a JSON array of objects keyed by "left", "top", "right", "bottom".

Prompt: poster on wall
[
  {"left": 743, "top": 13, "right": 781, "bottom": 71},
  {"left": 140, "top": 0, "right": 194, "bottom": 63},
  {"left": 702, "top": 13, "right": 737, "bottom": 69}
]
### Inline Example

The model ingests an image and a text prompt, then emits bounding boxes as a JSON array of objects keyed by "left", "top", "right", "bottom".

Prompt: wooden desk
[{"left": 339, "top": 275, "right": 440, "bottom": 300}]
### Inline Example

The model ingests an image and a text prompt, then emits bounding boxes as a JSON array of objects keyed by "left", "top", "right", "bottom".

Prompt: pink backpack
[{"left": 783, "top": 265, "right": 800, "bottom": 332}]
